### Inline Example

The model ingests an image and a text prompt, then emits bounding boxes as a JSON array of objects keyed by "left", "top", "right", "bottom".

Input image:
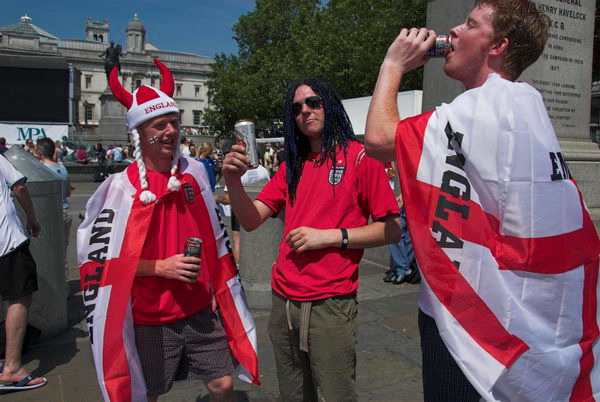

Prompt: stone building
[{"left": 0, "top": 14, "right": 214, "bottom": 145}]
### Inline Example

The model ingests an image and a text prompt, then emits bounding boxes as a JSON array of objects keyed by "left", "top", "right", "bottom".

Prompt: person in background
[
  {"left": 76, "top": 145, "right": 88, "bottom": 164},
  {"left": 54, "top": 140, "right": 65, "bottom": 164},
  {"left": 212, "top": 141, "right": 225, "bottom": 187},
  {"left": 94, "top": 143, "right": 108, "bottom": 182},
  {"left": 36, "top": 138, "right": 72, "bottom": 285},
  {"left": 196, "top": 143, "right": 217, "bottom": 192},
  {"left": 272, "top": 145, "right": 286, "bottom": 175},
  {"left": 112, "top": 144, "right": 123, "bottom": 163},
  {"left": 189, "top": 144, "right": 197, "bottom": 158},
  {"left": 106, "top": 145, "right": 114, "bottom": 161},
  {"left": 180, "top": 136, "right": 191, "bottom": 157},
  {"left": 263, "top": 143, "right": 274, "bottom": 176},
  {"left": 382, "top": 162, "right": 417, "bottom": 285},
  {"left": 0, "top": 137, "right": 9, "bottom": 155},
  {"left": 23, "top": 139, "right": 34, "bottom": 154},
  {"left": 0, "top": 152, "right": 45, "bottom": 391}
]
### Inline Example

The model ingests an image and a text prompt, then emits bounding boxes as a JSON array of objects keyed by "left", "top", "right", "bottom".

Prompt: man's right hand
[
  {"left": 156, "top": 254, "right": 202, "bottom": 283},
  {"left": 222, "top": 144, "right": 249, "bottom": 184},
  {"left": 382, "top": 27, "right": 437, "bottom": 74}
]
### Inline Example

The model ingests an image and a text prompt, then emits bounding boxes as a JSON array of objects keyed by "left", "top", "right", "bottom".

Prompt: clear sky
[{"left": 0, "top": 0, "right": 256, "bottom": 57}]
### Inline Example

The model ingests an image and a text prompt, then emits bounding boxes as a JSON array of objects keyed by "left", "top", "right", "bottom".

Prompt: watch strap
[{"left": 340, "top": 228, "right": 349, "bottom": 249}]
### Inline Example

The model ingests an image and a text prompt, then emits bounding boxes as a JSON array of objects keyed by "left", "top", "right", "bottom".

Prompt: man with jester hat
[
  {"left": 77, "top": 59, "right": 259, "bottom": 402},
  {"left": 223, "top": 78, "right": 401, "bottom": 402}
]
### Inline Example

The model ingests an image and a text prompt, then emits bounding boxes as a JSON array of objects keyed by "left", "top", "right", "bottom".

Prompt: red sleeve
[
  {"left": 356, "top": 153, "right": 399, "bottom": 221},
  {"left": 256, "top": 162, "right": 287, "bottom": 214}
]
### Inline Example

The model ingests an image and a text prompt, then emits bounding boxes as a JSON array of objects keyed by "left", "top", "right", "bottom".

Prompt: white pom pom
[
  {"left": 139, "top": 190, "right": 157, "bottom": 204},
  {"left": 167, "top": 176, "right": 181, "bottom": 192}
]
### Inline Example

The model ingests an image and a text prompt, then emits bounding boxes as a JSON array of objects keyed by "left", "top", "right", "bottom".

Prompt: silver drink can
[
  {"left": 234, "top": 120, "right": 259, "bottom": 168},
  {"left": 425, "top": 35, "right": 452, "bottom": 57}
]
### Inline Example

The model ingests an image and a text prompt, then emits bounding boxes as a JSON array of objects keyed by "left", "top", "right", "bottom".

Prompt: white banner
[{"left": 0, "top": 123, "right": 68, "bottom": 145}]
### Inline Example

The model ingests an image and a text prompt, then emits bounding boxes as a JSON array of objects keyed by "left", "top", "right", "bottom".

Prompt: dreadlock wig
[{"left": 283, "top": 78, "right": 356, "bottom": 203}]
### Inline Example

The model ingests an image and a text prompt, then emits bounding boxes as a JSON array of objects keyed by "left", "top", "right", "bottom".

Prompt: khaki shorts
[
  {"left": 268, "top": 291, "right": 358, "bottom": 402},
  {"left": 134, "top": 307, "right": 234, "bottom": 396}
]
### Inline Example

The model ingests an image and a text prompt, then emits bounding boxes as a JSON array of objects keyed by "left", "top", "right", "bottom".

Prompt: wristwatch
[{"left": 340, "top": 228, "right": 349, "bottom": 249}]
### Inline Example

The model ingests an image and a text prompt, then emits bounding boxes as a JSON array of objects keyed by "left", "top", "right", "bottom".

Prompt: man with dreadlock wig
[
  {"left": 223, "top": 78, "right": 401, "bottom": 401},
  {"left": 77, "top": 59, "right": 259, "bottom": 401}
]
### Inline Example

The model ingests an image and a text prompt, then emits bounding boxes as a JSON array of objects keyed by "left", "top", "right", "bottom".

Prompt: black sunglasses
[{"left": 292, "top": 96, "right": 322, "bottom": 116}]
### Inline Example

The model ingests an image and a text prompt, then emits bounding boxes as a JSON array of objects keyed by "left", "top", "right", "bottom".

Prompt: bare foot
[{"left": 0, "top": 366, "right": 45, "bottom": 386}]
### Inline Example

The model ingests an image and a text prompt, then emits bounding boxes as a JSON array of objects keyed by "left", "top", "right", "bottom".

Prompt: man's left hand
[{"left": 285, "top": 227, "right": 336, "bottom": 253}]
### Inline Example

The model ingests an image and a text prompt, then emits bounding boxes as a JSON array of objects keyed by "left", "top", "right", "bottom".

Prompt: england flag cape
[
  {"left": 395, "top": 73, "right": 600, "bottom": 401},
  {"left": 77, "top": 158, "right": 259, "bottom": 401}
]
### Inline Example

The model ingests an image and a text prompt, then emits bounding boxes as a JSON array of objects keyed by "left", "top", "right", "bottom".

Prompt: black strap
[{"left": 340, "top": 228, "right": 349, "bottom": 249}]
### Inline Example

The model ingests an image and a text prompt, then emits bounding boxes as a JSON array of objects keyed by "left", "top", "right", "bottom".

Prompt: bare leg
[
  {"left": 0, "top": 295, "right": 44, "bottom": 385},
  {"left": 205, "top": 375, "right": 235, "bottom": 402}
]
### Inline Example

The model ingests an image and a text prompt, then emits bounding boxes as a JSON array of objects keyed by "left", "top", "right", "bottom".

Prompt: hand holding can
[{"left": 234, "top": 120, "right": 259, "bottom": 168}]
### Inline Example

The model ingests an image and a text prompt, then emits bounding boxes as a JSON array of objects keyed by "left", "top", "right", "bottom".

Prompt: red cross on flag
[{"left": 395, "top": 74, "right": 599, "bottom": 401}]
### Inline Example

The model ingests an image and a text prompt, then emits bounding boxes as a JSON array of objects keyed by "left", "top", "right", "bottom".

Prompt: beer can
[
  {"left": 184, "top": 237, "right": 202, "bottom": 258},
  {"left": 425, "top": 35, "right": 452, "bottom": 58},
  {"left": 234, "top": 120, "right": 260, "bottom": 168}
]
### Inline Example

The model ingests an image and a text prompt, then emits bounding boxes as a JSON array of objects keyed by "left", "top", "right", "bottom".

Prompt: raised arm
[
  {"left": 365, "top": 28, "right": 436, "bottom": 162},
  {"left": 222, "top": 144, "right": 274, "bottom": 231}
]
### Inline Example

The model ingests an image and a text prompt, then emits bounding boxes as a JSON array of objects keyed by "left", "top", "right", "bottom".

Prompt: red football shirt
[
  {"left": 129, "top": 167, "right": 211, "bottom": 325},
  {"left": 257, "top": 141, "right": 399, "bottom": 301}
]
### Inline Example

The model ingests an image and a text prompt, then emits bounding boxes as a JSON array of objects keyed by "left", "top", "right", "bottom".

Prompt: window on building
[
  {"left": 99, "top": 34, "right": 104, "bottom": 43},
  {"left": 136, "top": 79, "right": 142, "bottom": 89},
  {"left": 179, "top": 110, "right": 184, "bottom": 125},
  {"left": 176, "top": 84, "right": 182, "bottom": 97},
  {"left": 193, "top": 110, "right": 202, "bottom": 126},
  {"left": 94, "top": 34, "right": 98, "bottom": 41},
  {"left": 85, "top": 104, "right": 94, "bottom": 123},
  {"left": 195, "top": 85, "right": 200, "bottom": 98},
  {"left": 85, "top": 75, "right": 92, "bottom": 89}
]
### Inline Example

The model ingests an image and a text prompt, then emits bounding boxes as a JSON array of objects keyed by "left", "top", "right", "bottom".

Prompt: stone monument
[
  {"left": 98, "top": 88, "right": 129, "bottom": 144},
  {"left": 422, "top": 0, "right": 599, "bottom": 229}
]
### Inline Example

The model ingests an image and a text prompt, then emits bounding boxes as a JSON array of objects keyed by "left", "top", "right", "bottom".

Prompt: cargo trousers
[{"left": 268, "top": 291, "right": 358, "bottom": 402}]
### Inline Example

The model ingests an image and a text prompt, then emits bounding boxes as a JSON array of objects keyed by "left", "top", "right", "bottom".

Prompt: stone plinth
[
  {"left": 239, "top": 184, "right": 283, "bottom": 310},
  {"left": 98, "top": 88, "right": 128, "bottom": 144},
  {"left": 422, "top": 0, "right": 599, "bottom": 229}
]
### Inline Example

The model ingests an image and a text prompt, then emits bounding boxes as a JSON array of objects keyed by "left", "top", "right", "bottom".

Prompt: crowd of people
[{"left": 1, "top": 1, "right": 599, "bottom": 400}]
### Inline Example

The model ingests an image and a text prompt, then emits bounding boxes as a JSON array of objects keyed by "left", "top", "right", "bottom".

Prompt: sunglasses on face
[{"left": 292, "top": 96, "right": 322, "bottom": 116}]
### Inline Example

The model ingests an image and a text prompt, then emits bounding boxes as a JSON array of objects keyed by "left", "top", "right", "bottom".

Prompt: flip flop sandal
[{"left": 0, "top": 375, "right": 47, "bottom": 391}]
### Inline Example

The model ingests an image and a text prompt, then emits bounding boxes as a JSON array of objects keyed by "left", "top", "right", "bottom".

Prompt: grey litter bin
[
  {"left": 238, "top": 183, "right": 284, "bottom": 311},
  {"left": 0, "top": 146, "right": 67, "bottom": 339}
]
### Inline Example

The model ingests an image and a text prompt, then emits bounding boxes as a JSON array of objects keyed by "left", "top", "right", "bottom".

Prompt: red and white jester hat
[{"left": 108, "top": 58, "right": 181, "bottom": 204}]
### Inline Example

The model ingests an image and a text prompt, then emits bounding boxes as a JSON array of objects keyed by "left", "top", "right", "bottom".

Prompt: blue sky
[{"left": 0, "top": 0, "right": 256, "bottom": 57}]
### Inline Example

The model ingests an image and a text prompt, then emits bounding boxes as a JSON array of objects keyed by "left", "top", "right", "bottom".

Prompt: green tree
[{"left": 204, "top": 0, "right": 426, "bottom": 130}]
